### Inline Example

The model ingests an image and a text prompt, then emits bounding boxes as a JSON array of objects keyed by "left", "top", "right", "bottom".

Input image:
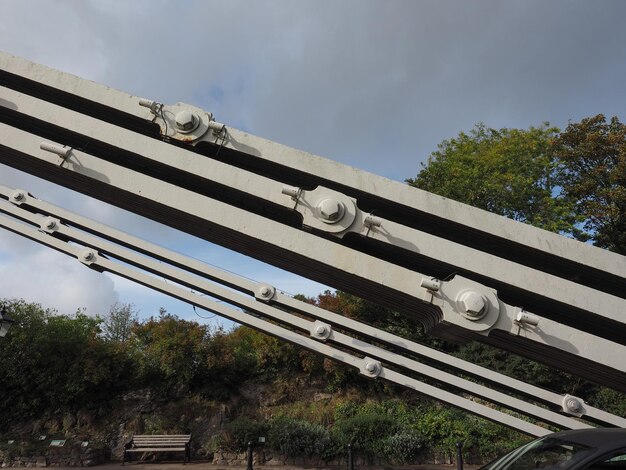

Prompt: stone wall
[
  {"left": 210, "top": 448, "right": 465, "bottom": 467},
  {"left": 0, "top": 445, "right": 107, "bottom": 467},
  {"left": 212, "top": 450, "right": 346, "bottom": 467}
]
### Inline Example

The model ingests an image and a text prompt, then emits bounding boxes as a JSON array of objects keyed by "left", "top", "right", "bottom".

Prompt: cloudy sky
[{"left": 1, "top": 0, "right": 625, "bottom": 323}]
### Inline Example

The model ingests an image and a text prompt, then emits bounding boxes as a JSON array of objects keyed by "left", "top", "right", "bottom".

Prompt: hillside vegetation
[{"left": 1, "top": 294, "right": 623, "bottom": 465}]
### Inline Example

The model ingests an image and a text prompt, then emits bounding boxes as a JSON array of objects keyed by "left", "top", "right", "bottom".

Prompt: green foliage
[
  {"left": 314, "top": 290, "right": 456, "bottom": 351},
  {"left": 407, "top": 123, "right": 579, "bottom": 233},
  {"left": 588, "top": 388, "right": 626, "bottom": 416},
  {"left": 268, "top": 416, "right": 331, "bottom": 457},
  {"left": 100, "top": 302, "right": 138, "bottom": 343},
  {"left": 224, "top": 417, "right": 267, "bottom": 451},
  {"left": 2, "top": 288, "right": 622, "bottom": 465},
  {"left": 554, "top": 114, "right": 626, "bottom": 253},
  {"left": 331, "top": 407, "right": 398, "bottom": 456},
  {"left": 131, "top": 310, "right": 211, "bottom": 394},
  {"left": 0, "top": 299, "right": 135, "bottom": 430},
  {"left": 379, "top": 429, "right": 424, "bottom": 464},
  {"left": 201, "top": 325, "right": 259, "bottom": 399}
]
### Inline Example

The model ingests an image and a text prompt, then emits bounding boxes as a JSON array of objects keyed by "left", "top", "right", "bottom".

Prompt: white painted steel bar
[
  {"left": 2, "top": 182, "right": 623, "bottom": 428},
  {"left": 0, "top": 87, "right": 290, "bottom": 208},
  {"left": 0, "top": 195, "right": 597, "bottom": 430},
  {"left": 1, "top": 87, "right": 623, "bottom": 326},
  {"left": 0, "top": 190, "right": 626, "bottom": 429},
  {"left": 273, "top": 292, "right": 626, "bottom": 428},
  {"left": 0, "top": 51, "right": 153, "bottom": 119},
  {"left": 0, "top": 123, "right": 424, "bottom": 300},
  {"left": 0, "top": 210, "right": 552, "bottom": 438},
  {"left": 1, "top": 50, "right": 621, "bottom": 281},
  {"left": 1, "top": 123, "right": 625, "bottom": 376}
]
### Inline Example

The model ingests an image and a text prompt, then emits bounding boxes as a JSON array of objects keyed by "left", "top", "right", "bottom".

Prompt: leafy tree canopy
[
  {"left": 553, "top": 114, "right": 626, "bottom": 254},
  {"left": 406, "top": 123, "right": 580, "bottom": 234},
  {"left": 100, "top": 302, "right": 138, "bottom": 343}
]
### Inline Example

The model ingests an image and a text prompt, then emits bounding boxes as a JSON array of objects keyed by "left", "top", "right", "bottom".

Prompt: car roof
[{"left": 548, "top": 428, "right": 626, "bottom": 450}]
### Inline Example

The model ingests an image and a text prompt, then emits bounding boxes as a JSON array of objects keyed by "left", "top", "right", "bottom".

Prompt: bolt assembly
[
  {"left": 175, "top": 110, "right": 199, "bottom": 132},
  {"left": 310, "top": 321, "right": 332, "bottom": 340},
  {"left": 41, "top": 218, "right": 59, "bottom": 232},
  {"left": 80, "top": 249, "right": 96, "bottom": 263},
  {"left": 562, "top": 394, "right": 585, "bottom": 417},
  {"left": 360, "top": 357, "right": 382, "bottom": 378},
  {"left": 566, "top": 398, "right": 581, "bottom": 412},
  {"left": 10, "top": 191, "right": 25, "bottom": 203},
  {"left": 515, "top": 311, "right": 540, "bottom": 326},
  {"left": 458, "top": 290, "right": 487, "bottom": 320},
  {"left": 317, "top": 198, "right": 344, "bottom": 223},
  {"left": 315, "top": 325, "right": 327, "bottom": 336},
  {"left": 420, "top": 277, "right": 441, "bottom": 292},
  {"left": 256, "top": 284, "right": 276, "bottom": 301}
]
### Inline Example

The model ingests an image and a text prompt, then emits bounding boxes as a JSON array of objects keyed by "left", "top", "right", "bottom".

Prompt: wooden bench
[{"left": 123, "top": 434, "right": 191, "bottom": 464}]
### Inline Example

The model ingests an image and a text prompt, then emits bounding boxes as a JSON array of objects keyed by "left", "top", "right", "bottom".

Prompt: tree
[
  {"left": 101, "top": 302, "right": 138, "bottom": 343},
  {"left": 404, "top": 124, "right": 590, "bottom": 395},
  {"left": 131, "top": 311, "right": 213, "bottom": 395},
  {"left": 0, "top": 299, "right": 135, "bottom": 430},
  {"left": 406, "top": 123, "right": 579, "bottom": 234},
  {"left": 553, "top": 114, "right": 626, "bottom": 254}
]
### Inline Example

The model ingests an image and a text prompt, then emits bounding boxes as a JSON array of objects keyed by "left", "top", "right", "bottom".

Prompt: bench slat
[
  {"left": 123, "top": 434, "right": 191, "bottom": 464},
  {"left": 126, "top": 448, "right": 186, "bottom": 452},
  {"left": 132, "top": 439, "right": 190, "bottom": 443},
  {"left": 133, "top": 439, "right": 189, "bottom": 445},
  {"left": 130, "top": 444, "right": 187, "bottom": 447}
]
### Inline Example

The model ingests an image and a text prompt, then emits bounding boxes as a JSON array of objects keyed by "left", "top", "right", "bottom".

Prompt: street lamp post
[{"left": 0, "top": 305, "right": 15, "bottom": 337}]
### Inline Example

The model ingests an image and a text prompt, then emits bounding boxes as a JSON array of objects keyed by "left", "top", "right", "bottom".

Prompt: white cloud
[
  {"left": 0, "top": 231, "right": 118, "bottom": 315},
  {"left": 1, "top": 0, "right": 626, "bottom": 319}
]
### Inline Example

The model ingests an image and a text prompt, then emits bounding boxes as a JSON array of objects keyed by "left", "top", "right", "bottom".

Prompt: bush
[
  {"left": 224, "top": 417, "right": 267, "bottom": 451},
  {"left": 268, "top": 416, "right": 331, "bottom": 457},
  {"left": 380, "top": 429, "right": 424, "bottom": 463},
  {"left": 331, "top": 411, "right": 397, "bottom": 456}
]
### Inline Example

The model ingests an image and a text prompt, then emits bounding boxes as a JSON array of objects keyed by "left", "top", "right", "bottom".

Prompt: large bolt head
[
  {"left": 459, "top": 291, "right": 486, "bottom": 318},
  {"left": 315, "top": 325, "right": 328, "bottom": 336},
  {"left": 566, "top": 398, "right": 581, "bottom": 412},
  {"left": 10, "top": 191, "right": 25, "bottom": 202},
  {"left": 318, "top": 199, "right": 343, "bottom": 222},
  {"left": 175, "top": 110, "right": 198, "bottom": 131}
]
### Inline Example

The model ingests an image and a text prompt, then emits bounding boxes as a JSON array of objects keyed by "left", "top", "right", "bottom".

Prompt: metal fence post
[
  {"left": 247, "top": 441, "right": 253, "bottom": 470},
  {"left": 456, "top": 442, "right": 464, "bottom": 470},
  {"left": 347, "top": 443, "right": 354, "bottom": 470}
]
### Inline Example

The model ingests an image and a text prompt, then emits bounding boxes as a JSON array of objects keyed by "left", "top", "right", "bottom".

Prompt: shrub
[
  {"left": 224, "top": 417, "right": 267, "bottom": 451},
  {"left": 380, "top": 429, "right": 424, "bottom": 463},
  {"left": 268, "top": 416, "right": 331, "bottom": 457},
  {"left": 331, "top": 411, "right": 397, "bottom": 456}
]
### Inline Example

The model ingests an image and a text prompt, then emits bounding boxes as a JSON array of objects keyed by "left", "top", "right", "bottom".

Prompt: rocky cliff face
[{"left": 0, "top": 376, "right": 318, "bottom": 466}]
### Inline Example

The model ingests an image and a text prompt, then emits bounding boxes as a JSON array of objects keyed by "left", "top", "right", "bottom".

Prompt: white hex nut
[
  {"left": 10, "top": 191, "right": 26, "bottom": 203},
  {"left": 459, "top": 291, "right": 486, "bottom": 318},
  {"left": 318, "top": 199, "right": 343, "bottom": 222},
  {"left": 175, "top": 110, "right": 197, "bottom": 131},
  {"left": 256, "top": 284, "right": 276, "bottom": 301},
  {"left": 562, "top": 394, "right": 586, "bottom": 417},
  {"left": 315, "top": 325, "right": 327, "bottom": 336},
  {"left": 360, "top": 358, "right": 382, "bottom": 378}
]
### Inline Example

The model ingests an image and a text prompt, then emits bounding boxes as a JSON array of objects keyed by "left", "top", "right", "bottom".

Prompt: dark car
[{"left": 481, "top": 429, "right": 626, "bottom": 470}]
